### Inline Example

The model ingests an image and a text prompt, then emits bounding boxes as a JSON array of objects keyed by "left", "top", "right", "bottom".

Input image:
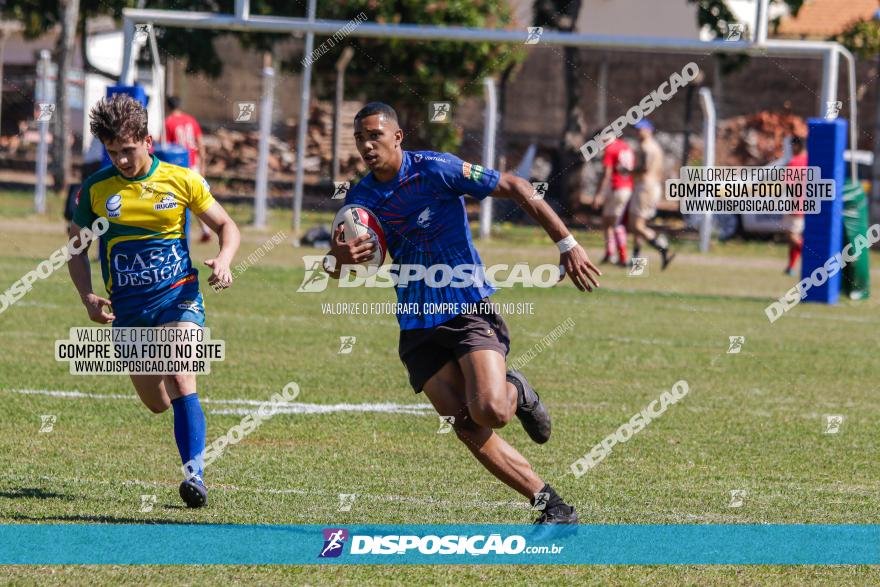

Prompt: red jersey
[
  {"left": 164, "top": 112, "right": 202, "bottom": 168},
  {"left": 788, "top": 152, "right": 807, "bottom": 168},
  {"left": 603, "top": 139, "right": 635, "bottom": 190},
  {"left": 787, "top": 151, "right": 808, "bottom": 217}
]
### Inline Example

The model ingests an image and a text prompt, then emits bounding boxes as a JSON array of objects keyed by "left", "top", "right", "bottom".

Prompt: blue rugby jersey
[{"left": 344, "top": 151, "right": 500, "bottom": 330}]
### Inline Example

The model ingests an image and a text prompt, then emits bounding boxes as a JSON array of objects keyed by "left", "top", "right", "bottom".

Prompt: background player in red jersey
[
  {"left": 165, "top": 96, "right": 212, "bottom": 243},
  {"left": 592, "top": 137, "right": 636, "bottom": 266},
  {"left": 783, "top": 136, "right": 808, "bottom": 276}
]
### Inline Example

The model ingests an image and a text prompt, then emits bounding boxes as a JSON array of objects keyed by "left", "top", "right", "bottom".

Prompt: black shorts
[{"left": 398, "top": 301, "right": 511, "bottom": 393}]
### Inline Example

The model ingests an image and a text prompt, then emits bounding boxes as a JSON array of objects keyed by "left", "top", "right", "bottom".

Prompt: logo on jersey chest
[
  {"left": 105, "top": 194, "right": 122, "bottom": 218},
  {"left": 154, "top": 194, "right": 180, "bottom": 211},
  {"left": 416, "top": 207, "right": 433, "bottom": 228},
  {"left": 112, "top": 243, "right": 187, "bottom": 288},
  {"left": 137, "top": 182, "right": 180, "bottom": 210}
]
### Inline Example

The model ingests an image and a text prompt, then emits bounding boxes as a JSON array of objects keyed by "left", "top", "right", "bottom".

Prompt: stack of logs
[{"left": 201, "top": 100, "right": 364, "bottom": 180}]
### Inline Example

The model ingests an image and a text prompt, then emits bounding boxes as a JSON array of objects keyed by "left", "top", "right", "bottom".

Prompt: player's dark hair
[
  {"left": 791, "top": 135, "right": 804, "bottom": 149},
  {"left": 354, "top": 102, "right": 398, "bottom": 125},
  {"left": 166, "top": 95, "right": 181, "bottom": 111},
  {"left": 89, "top": 94, "right": 149, "bottom": 144}
]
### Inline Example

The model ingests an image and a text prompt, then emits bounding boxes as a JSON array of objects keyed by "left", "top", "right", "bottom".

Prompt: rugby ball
[{"left": 333, "top": 204, "right": 387, "bottom": 268}]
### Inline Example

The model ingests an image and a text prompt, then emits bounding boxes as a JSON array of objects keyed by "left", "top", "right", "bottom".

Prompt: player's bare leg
[
  {"left": 130, "top": 375, "right": 171, "bottom": 413},
  {"left": 601, "top": 216, "right": 617, "bottom": 264},
  {"left": 129, "top": 371, "right": 196, "bottom": 408},
  {"left": 785, "top": 229, "right": 802, "bottom": 276},
  {"left": 422, "top": 360, "right": 542, "bottom": 499},
  {"left": 457, "top": 350, "right": 550, "bottom": 443},
  {"left": 457, "top": 350, "right": 516, "bottom": 428},
  {"left": 423, "top": 355, "right": 577, "bottom": 523},
  {"left": 127, "top": 321, "right": 199, "bottom": 409}
]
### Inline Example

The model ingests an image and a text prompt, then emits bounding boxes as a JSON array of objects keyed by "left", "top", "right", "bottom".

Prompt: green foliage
[
  {"left": 687, "top": 0, "right": 805, "bottom": 74},
  {"left": 835, "top": 18, "right": 880, "bottom": 59},
  {"left": 3, "top": 0, "right": 522, "bottom": 153},
  {"left": 297, "top": 0, "right": 523, "bottom": 152},
  {"left": 3, "top": 0, "right": 134, "bottom": 38}
]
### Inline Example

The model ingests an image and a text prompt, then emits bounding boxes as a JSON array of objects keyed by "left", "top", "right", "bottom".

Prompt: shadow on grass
[
  {"left": 0, "top": 488, "right": 73, "bottom": 500},
  {"left": 8, "top": 513, "right": 217, "bottom": 525}
]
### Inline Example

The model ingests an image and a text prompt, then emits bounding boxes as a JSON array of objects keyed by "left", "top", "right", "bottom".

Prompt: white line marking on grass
[
  {"left": 607, "top": 335, "right": 674, "bottom": 346},
  {"left": 7, "top": 388, "right": 134, "bottom": 400},
  {"left": 2, "top": 388, "right": 434, "bottom": 416},
  {"left": 17, "top": 301, "right": 62, "bottom": 308},
  {"left": 209, "top": 403, "right": 434, "bottom": 416}
]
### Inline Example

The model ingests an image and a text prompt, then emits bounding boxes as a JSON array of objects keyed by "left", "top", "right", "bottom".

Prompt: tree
[
  {"left": 690, "top": 0, "right": 805, "bottom": 40},
  {"left": 294, "top": 1, "right": 523, "bottom": 153},
  {"left": 835, "top": 13, "right": 880, "bottom": 204},
  {"left": 4, "top": 1, "right": 522, "bottom": 168},
  {"left": 4, "top": 0, "right": 137, "bottom": 196},
  {"left": 688, "top": 0, "right": 805, "bottom": 74},
  {"left": 51, "top": 0, "right": 79, "bottom": 197}
]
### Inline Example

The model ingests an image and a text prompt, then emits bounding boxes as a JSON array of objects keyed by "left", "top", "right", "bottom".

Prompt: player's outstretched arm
[
  {"left": 197, "top": 203, "right": 241, "bottom": 290},
  {"left": 324, "top": 225, "right": 376, "bottom": 280},
  {"left": 491, "top": 173, "right": 601, "bottom": 292},
  {"left": 66, "top": 221, "right": 115, "bottom": 324}
]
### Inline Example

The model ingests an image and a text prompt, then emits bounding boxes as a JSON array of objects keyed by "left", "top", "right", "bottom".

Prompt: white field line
[
  {"left": 209, "top": 404, "right": 432, "bottom": 416},
  {"left": 2, "top": 388, "right": 434, "bottom": 416}
]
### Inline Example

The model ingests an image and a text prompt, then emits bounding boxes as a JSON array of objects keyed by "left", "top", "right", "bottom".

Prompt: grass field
[{"left": 1, "top": 192, "right": 879, "bottom": 585}]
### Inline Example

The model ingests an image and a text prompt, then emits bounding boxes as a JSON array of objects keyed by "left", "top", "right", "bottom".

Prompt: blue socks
[{"left": 171, "top": 393, "right": 206, "bottom": 479}]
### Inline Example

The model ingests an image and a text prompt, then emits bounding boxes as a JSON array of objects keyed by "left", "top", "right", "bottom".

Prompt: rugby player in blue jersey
[
  {"left": 66, "top": 94, "right": 241, "bottom": 508},
  {"left": 325, "top": 103, "right": 600, "bottom": 524}
]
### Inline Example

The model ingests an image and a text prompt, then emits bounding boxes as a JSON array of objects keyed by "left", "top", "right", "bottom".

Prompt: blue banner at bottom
[{"left": 1, "top": 524, "right": 877, "bottom": 565}]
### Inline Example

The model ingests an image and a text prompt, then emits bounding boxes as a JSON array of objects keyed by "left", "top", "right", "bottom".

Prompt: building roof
[{"left": 777, "top": 0, "right": 878, "bottom": 38}]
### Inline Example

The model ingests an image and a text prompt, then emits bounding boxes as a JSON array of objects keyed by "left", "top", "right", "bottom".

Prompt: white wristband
[{"left": 556, "top": 235, "right": 578, "bottom": 253}]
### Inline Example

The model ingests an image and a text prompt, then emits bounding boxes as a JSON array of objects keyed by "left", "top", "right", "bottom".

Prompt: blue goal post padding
[{"left": 803, "top": 118, "right": 846, "bottom": 304}]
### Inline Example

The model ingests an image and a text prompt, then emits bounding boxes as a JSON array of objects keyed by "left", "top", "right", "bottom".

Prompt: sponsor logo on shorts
[{"left": 177, "top": 300, "right": 202, "bottom": 313}]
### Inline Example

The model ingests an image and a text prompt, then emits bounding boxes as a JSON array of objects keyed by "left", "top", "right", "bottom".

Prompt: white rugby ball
[{"left": 333, "top": 204, "right": 387, "bottom": 268}]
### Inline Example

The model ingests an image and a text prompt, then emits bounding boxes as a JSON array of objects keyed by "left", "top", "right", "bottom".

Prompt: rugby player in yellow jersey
[{"left": 66, "top": 94, "right": 240, "bottom": 508}]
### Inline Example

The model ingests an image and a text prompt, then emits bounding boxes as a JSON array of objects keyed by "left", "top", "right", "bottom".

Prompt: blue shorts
[{"left": 111, "top": 285, "right": 206, "bottom": 328}]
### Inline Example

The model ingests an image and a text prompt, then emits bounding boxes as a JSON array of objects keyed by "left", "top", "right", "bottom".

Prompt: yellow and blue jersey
[{"left": 73, "top": 156, "right": 216, "bottom": 312}]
